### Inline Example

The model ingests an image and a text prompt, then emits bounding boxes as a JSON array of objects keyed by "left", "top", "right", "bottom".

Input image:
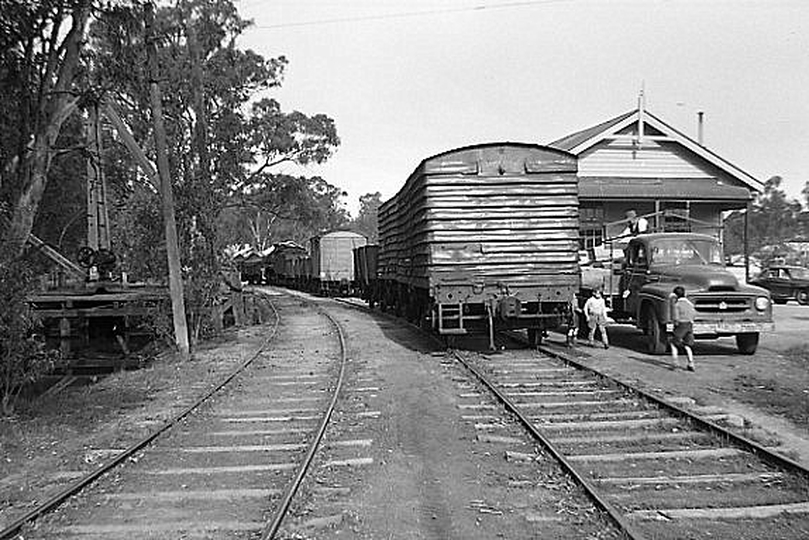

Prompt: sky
[{"left": 235, "top": 0, "right": 809, "bottom": 216}]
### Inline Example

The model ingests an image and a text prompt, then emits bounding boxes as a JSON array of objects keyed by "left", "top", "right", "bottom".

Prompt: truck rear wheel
[
  {"left": 736, "top": 333, "right": 759, "bottom": 355},
  {"left": 646, "top": 309, "right": 667, "bottom": 355}
]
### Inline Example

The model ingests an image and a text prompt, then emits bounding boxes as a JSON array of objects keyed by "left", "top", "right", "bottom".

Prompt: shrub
[{"left": 0, "top": 256, "right": 63, "bottom": 415}]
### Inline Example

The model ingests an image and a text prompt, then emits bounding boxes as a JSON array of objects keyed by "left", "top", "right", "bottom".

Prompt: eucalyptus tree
[
  {"left": 352, "top": 192, "right": 382, "bottom": 243},
  {"left": 724, "top": 176, "right": 805, "bottom": 263},
  {"left": 90, "top": 0, "right": 340, "bottom": 339},
  {"left": 0, "top": 0, "right": 100, "bottom": 414},
  {"left": 0, "top": 0, "right": 93, "bottom": 263},
  {"left": 220, "top": 173, "right": 349, "bottom": 250}
]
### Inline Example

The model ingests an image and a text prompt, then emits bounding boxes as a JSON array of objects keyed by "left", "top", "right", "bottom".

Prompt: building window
[
  {"left": 580, "top": 206, "right": 604, "bottom": 224},
  {"left": 580, "top": 226, "right": 604, "bottom": 250},
  {"left": 662, "top": 202, "right": 690, "bottom": 232},
  {"left": 579, "top": 205, "right": 605, "bottom": 249}
]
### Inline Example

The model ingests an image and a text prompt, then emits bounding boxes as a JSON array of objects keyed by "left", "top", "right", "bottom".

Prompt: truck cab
[{"left": 588, "top": 233, "right": 774, "bottom": 355}]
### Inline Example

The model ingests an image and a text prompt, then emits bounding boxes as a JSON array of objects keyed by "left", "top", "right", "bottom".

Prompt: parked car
[{"left": 750, "top": 265, "right": 809, "bottom": 305}]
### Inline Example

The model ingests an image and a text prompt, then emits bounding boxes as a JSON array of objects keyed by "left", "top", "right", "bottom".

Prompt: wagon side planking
[{"left": 376, "top": 143, "right": 579, "bottom": 348}]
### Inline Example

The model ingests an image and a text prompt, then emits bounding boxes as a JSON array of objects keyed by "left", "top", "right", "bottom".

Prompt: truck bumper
[{"left": 667, "top": 322, "right": 775, "bottom": 335}]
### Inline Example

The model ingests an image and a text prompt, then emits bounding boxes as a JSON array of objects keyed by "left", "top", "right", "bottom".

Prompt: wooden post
[
  {"left": 146, "top": 3, "right": 190, "bottom": 360},
  {"left": 654, "top": 200, "right": 660, "bottom": 232},
  {"left": 86, "top": 104, "right": 99, "bottom": 251},
  {"left": 744, "top": 202, "right": 750, "bottom": 283},
  {"left": 59, "top": 317, "right": 71, "bottom": 358},
  {"left": 86, "top": 102, "right": 111, "bottom": 252},
  {"left": 232, "top": 291, "right": 245, "bottom": 327},
  {"left": 212, "top": 301, "right": 224, "bottom": 334}
]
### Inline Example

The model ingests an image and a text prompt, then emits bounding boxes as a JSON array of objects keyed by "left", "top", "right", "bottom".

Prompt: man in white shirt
[{"left": 620, "top": 209, "right": 649, "bottom": 237}]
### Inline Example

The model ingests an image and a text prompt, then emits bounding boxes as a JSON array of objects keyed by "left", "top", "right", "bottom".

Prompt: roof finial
[{"left": 637, "top": 82, "right": 646, "bottom": 142}]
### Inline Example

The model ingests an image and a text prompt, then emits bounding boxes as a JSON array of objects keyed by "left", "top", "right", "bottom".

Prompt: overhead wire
[{"left": 245, "top": 0, "right": 574, "bottom": 30}]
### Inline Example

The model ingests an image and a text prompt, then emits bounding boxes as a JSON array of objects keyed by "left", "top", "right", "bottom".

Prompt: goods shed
[{"left": 550, "top": 107, "right": 762, "bottom": 252}]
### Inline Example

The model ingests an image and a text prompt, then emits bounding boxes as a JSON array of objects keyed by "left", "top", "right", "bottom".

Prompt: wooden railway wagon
[
  {"left": 353, "top": 245, "right": 379, "bottom": 305},
  {"left": 268, "top": 242, "right": 309, "bottom": 288},
  {"left": 239, "top": 252, "right": 266, "bottom": 285},
  {"left": 376, "top": 143, "right": 579, "bottom": 348},
  {"left": 310, "top": 231, "right": 368, "bottom": 296}
]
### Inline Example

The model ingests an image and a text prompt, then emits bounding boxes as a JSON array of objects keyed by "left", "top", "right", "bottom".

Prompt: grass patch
[
  {"left": 733, "top": 372, "right": 809, "bottom": 428},
  {"left": 783, "top": 344, "right": 809, "bottom": 365}
]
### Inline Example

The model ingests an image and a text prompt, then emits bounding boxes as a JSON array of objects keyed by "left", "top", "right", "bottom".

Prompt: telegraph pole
[{"left": 145, "top": 2, "right": 190, "bottom": 360}]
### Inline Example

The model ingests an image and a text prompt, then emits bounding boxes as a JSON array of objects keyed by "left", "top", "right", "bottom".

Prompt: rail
[
  {"left": 260, "top": 304, "right": 348, "bottom": 539},
  {"left": 0, "top": 299, "right": 281, "bottom": 540},
  {"left": 450, "top": 349, "right": 646, "bottom": 540}
]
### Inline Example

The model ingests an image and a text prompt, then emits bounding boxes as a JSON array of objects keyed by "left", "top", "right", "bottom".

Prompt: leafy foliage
[
  {"left": 0, "top": 0, "right": 93, "bottom": 258},
  {"left": 88, "top": 0, "right": 342, "bottom": 342},
  {"left": 0, "top": 250, "right": 63, "bottom": 415},
  {"left": 220, "top": 174, "right": 349, "bottom": 249},
  {"left": 0, "top": 0, "right": 345, "bottom": 404},
  {"left": 352, "top": 192, "right": 382, "bottom": 243},
  {"left": 724, "top": 176, "right": 809, "bottom": 265}
]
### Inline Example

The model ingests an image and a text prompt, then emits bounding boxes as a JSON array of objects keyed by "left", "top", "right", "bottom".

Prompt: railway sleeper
[{"left": 610, "top": 482, "right": 809, "bottom": 511}]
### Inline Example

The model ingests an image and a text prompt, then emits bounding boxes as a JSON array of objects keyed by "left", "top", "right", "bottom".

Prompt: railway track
[
  {"left": 1, "top": 292, "right": 372, "bottom": 539},
  {"left": 452, "top": 340, "right": 809, "bottom": 540}
]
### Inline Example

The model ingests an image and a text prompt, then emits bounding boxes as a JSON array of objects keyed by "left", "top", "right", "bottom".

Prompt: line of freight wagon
[
  {"left": 360, "top": 142, "right": 580, "bottom": 350},
  {"left": 249, "top": 143, "right": 580, "bottom": 352},
  {"left": 251, "top": 143, "right": 580, "bottom": 351},
  {"left": 250, "top": 232, "right": 370, "bottom": 297},
  {"left": 259, "top": 141, "right": 773, "bottom": 356}
]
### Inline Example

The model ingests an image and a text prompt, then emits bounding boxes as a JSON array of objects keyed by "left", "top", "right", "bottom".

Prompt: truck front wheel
[
  {"left": 646, "top": 309, "right": 668, "bottom": 355},
  {"left": 736, "top": 333, "right": 759, "bottom": 355}
]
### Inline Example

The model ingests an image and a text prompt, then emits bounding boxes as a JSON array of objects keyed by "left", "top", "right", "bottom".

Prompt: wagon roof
[
  {"left": 381, "top": 142, "right": 577, "bottom": 210},
  {"left": 314, "top": 230, "right": 367, "bottom": 239},
  {"left": 273, "top": 240, "right": 306, "bottom": 252}
]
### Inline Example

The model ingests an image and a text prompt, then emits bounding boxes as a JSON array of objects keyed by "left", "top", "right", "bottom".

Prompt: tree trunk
[{"left": 0, "top": 1, "right": 88, "bottom": 265}]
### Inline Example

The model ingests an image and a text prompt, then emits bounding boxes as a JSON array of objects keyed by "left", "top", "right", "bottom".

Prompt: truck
[{"left": 581, "top": 232, "right": 774, "bottom": 355}]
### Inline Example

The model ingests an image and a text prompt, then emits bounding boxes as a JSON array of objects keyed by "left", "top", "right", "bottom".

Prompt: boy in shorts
[
  {"left": 670, "top": 286, "right": 696, "bottom": 371},
  {"left": 584, "top": 287, "right": 609, "bottom": 349}
]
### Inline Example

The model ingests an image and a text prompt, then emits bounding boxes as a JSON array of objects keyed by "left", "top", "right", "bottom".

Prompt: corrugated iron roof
[
  {"left": 550, "top": 110, "right": 635, "bottom": 151},
  {"left": 548, "top": 108, "right": 762, "bottom": 193}
]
